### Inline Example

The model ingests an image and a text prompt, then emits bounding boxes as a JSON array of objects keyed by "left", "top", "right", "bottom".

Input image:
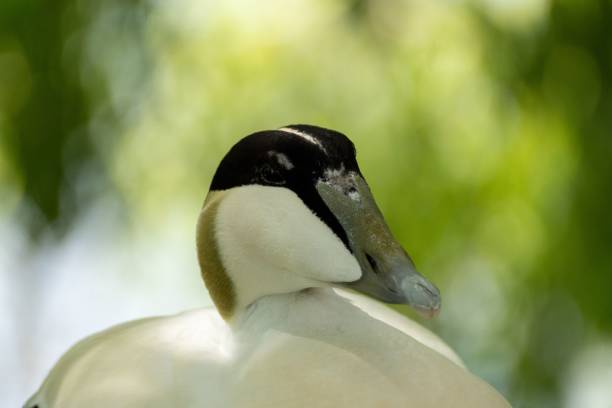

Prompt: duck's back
[
  {"left": 26, "top": 308, "right": 232, "bottom": 408},
  {"left": 27, "top": 290, "right": 509, "bottom": 408},
  {"left": 231, "top": 289, "right": 510, "bottom": 408}
]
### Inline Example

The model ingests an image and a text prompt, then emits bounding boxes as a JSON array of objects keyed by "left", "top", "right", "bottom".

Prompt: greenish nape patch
[{"left": 196, "top": 191, "right": 236, "bottom": 320}]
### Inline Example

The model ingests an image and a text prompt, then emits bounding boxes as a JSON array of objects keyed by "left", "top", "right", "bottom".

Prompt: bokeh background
[{"left": 1, "top": 0, "right": 611, "bottom": 406}]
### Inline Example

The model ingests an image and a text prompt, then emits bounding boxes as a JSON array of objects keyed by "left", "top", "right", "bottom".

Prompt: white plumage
[
  {"left": 26, "top": 126, "right": 510, "bottom": 407},
  {"left": 27, "top": 289, "right": 508, "bottom": 407}
]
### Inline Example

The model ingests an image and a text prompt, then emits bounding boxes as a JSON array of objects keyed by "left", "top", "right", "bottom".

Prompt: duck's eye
[{"left": 259, "top": 163, "right": 285, "bottom": 186}]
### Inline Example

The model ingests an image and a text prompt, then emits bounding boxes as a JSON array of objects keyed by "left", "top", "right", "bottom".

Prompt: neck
[
  {"left": 197, "top": 185, "right": 361, "bottom": 321},
  {"left": 231, "top": 288, "right": 340, "bottom": 329},
  {"left": 197, "top": 188, "right": 327, "bottom": 321}
]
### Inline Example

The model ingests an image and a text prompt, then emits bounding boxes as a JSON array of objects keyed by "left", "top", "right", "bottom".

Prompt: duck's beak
[{"left": 316, "top": 173, "right": 440, "bottom": 318}]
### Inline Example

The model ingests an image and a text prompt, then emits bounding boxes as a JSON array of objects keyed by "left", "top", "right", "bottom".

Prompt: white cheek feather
[{"left": 214, "top": 185, "right": 361, "bottom": 311}]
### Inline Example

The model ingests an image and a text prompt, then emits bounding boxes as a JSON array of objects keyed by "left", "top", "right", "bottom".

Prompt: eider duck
[{"left": 25, "top": 125, "right": 510, "bottom": 407}]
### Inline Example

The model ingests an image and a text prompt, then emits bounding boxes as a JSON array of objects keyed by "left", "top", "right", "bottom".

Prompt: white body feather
[
  {"left": 27, "top": 179, "right": 510, "bottom": 407},
  {"left": 27, "top": 289, "right": 508, "bottom": 407}
]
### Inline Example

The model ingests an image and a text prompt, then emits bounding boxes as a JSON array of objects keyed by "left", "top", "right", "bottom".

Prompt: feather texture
[{"left": 27, "top": 289, "right": 509, "bottom": 407}]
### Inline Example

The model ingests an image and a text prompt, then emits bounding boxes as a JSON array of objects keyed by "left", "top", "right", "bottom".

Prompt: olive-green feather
[{"left": 196, "top": 192, "right": 236, "bottom": 320}]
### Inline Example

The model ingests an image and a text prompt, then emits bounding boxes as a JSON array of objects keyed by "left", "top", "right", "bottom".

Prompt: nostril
[
  {"left": 419, "top": 284, "right": 432, "bottom": 297},
  {"left": 416, "top": 282, "right": 439, "bottom": 300}
]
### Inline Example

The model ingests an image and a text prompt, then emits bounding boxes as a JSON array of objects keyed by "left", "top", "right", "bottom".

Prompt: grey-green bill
[{"left": 316, "top": 173, "right": 441, "bottom": 318}]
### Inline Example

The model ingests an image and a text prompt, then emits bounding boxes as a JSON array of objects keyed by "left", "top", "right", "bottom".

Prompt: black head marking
[{"left": 209, "top": 125, "right": 362, "bottom": 251}]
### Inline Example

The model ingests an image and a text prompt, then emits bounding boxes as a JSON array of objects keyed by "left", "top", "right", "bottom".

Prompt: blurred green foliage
[{"left": 1, "top": 0, "right": 611, "bottom": 406}]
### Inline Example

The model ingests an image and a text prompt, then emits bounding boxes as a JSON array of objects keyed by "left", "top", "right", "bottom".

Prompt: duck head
[{"left": 196, "top": 125, "right": 440, "bottom": 320}]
